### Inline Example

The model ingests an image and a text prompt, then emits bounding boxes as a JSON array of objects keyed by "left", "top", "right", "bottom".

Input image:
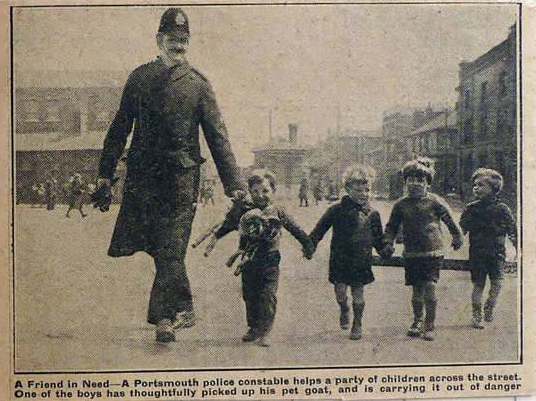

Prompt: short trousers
[
  {"left": 470, "top": 256, "right": 504, "bottom": 285},
  {"left": 404, "top": 257, "right": 444, "bottom": 286}
]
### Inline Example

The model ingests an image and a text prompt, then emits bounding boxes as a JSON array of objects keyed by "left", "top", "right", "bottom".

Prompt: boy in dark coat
[
  {"left": 309, "top": 165, "right": 385, "bottom": 340},
  {"left": 383, "top": 158, "right": 463, "bottom": 341},
  {"left": 459, "top": 168, "right": 517, "bottom": 329},
  {"left": 206, "top": 170, "right": 313, "bottom": 347}
]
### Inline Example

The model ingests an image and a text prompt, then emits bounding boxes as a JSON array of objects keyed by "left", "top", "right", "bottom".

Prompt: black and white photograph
[{"left": 3, "top": 1, "right": 533, "bottom": 399}]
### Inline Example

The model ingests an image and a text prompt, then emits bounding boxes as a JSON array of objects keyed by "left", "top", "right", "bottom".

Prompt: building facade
[
  {"left": 252, "top": 124, "right": 313, "bottom": 187},
  {"left": 456, "top": 25, "right": 517, "bottom": 204}
]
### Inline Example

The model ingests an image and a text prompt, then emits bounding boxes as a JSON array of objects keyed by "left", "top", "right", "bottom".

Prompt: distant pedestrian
[
  {"left": 459, "top": 168, "right": 517, "bottom": 329},
  {"left": 326, "top": 179, "right": 339, "bottom": 202},
  {"left": 201, "top": 179, "right": 215, "bottom": 206},
  {"left": 298, "top": 178, "right": 309, "bottom": 207},
  {"left": 383, "top": 158, "right": 463, "bottom": 341},
  {"left": 44, "top": 178, "right": 58, "bottom": 210},
  {"left": 206, "top": 170, "right": 313, "bottom": 346},
  {"left": 313, "top": 180, "right": 324, "bottom": 205},
  {"left": 65, "top": 173, "right": 87, "bottom": 218},
  {"left": 309, "top": 165, "right": 386, "bottom": 340}
]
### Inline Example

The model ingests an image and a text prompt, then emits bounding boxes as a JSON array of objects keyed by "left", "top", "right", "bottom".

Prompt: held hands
[
  {"left": 302, "top": 243, "right": 315, "bottom": 260},
  {"left": 451, "top": 236, "right": 463, "bottom": 251},
  {"left": 379, "top": 244, "right": 395, "bottom": 259},
  {"left": 204, "top": 234, "right": 218, "bottom": 257}
]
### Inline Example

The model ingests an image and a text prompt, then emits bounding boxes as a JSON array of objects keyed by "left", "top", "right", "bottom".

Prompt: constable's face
[
  {"left": 406, "top": 175, "right": 428, "bottom": 198},
  {"left": 158, "top": 33, "right": 189, "bottom": 64},
  {"left": 346, "top": 181, "right": 370, "bottom": 206},
  {"left": 249, "top": 179, "right": 273, "bottom": 209},
  {"left": 473, "top": 177, "right": 494, "bottom": 200}
]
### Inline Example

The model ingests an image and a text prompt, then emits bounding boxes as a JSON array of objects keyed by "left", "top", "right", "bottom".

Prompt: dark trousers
[
  {"left": 241, "top": 253, "right": 281, "bottom": 335},
  {"left": 147, "top": 171, "right": 199, "bottom": 324},
  {"left": 147, "top": 249, "right": 194, "bottom": 324}
]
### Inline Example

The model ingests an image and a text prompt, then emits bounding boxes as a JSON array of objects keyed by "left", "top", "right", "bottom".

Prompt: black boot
[
  {"left": 339, "top": 302, "right": 350, "bottom": 330},
  {"left": 484, "top": 299, "right": 495, "bottom": 322},
  {"left": 407, "top": 300, "right": 424, "bottom": 337},
  {"left": 472, "top": 303, "right": 484, "bottom": 329},
  {"left": 422, "top": 300, "right": 437, "bottom": 341},
  {"left": 350, "top": 303, "right": 364, "bottom": 340}
]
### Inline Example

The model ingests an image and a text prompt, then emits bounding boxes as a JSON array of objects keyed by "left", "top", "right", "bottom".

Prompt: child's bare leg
[
  {"left": 334, "top": 283, "right": 350, "bottom": 330},
  {"left": 471, "top": 282, "right": 485, "bottom": 329},
  {"left": 484, "top": 279, "right": 502, "bottom": 322},
  {"left": 422, "top": 281, "right": 437, "bottom": 340},
  {"left": 350, "top": 285, "right": 365, "bottom": 340}
]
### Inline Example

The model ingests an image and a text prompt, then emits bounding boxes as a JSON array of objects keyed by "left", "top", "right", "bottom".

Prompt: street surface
[{"left": 14, "top": 194, "right": 519, "bottom": 372}]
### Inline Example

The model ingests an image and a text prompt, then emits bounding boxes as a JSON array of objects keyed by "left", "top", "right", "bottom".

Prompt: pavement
[{"left": 13, "top": 196, "right": 519, "bottom": 372}]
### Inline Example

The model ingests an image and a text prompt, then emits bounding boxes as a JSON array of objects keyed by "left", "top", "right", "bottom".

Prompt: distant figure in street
[
  {"left": 383, "top": 158, "right": 463, "bottom": 341},
  {"left": 309, "top": 165, "right": 386, "bottom": 340},
  {"left": 298, "top": 178, "right": 309, "bottom": 207},
  {"left": 65, "top": 173, "right": 87, "bottom": 218},
  {"left": 326, "top": 179, "right": 339, "bottom": 202},
  {"left": 94, "top": 8, "right": 244, "bottom": 343},
  {"left": 31, "top": 183, "right": 44, "bottom": 208},
  {"left": 313, "top": 180, "right": 324, "bottom": 205},
  {"left": 200, "top": 179, "right": 215, "bottom": 207},
  {"left": 44, "top": 178, "right": 58, "bottom": 210},
  {"left": 206, "top": 170, "right": 313, "bottom": 347},
  {"left": 459, "top": 168, "right": 517, "bottom": 329}
]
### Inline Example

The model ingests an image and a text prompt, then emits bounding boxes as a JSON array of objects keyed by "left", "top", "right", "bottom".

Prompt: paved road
[{"left": 14, "top": 196, "right": 519, "bottom": 372}]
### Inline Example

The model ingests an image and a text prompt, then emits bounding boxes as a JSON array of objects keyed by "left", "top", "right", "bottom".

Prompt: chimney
[{"left": 289, "top": 123, "right": 298, "bottom": 144}]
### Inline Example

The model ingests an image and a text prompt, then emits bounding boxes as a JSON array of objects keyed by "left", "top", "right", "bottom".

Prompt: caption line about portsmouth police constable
[{"left": 12, "top": 372, "right": 524, "bottom": 400}]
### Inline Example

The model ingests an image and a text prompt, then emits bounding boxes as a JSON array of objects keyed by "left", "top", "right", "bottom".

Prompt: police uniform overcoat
[{"left": 99, "top": 58, "right": 243, "bottom": 257}]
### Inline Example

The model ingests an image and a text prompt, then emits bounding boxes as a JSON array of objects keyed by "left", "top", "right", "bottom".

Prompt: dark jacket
[
  {"left": 459, "top": 196, "right": 517, "bottom": 261},
  {"left": 384, "top": 193, "right": 463, "bottom": 258},
  {"left": 309, "top": 196, "right": 384, "bottom": 286},
  {"left": 98, "top": 58, "right": 243, "bottom": 257}
]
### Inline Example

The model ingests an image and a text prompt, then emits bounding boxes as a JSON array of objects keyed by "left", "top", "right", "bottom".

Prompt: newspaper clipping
[{"left": 1, "top": 1, "right": 535, "bottom": 400}]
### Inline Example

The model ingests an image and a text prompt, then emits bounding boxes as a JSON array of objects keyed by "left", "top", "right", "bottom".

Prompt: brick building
[
  {"left": 252, "top": 124, "right": 313, "bottom": 187},
  {"left": 456, "top": 25, "right": 517, "bottom": 203}
]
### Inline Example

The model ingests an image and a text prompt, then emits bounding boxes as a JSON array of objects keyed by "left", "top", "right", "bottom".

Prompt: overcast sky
[{"left": 13, "top": 4, "right": 517, "bottom": 165}]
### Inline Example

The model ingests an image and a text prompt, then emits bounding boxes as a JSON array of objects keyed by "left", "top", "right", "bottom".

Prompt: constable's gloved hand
[
  {"left": 91, "top": 178, "right": 113, "bottom": 212},
  {"left": 451, "top": 236, "right": 463, "bottom": 251},
  {"left": 379, "top": 244, "right": 395, "bottom": 259}
]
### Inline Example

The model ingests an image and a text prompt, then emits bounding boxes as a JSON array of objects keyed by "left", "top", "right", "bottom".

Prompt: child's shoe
[
  {"left": 339, "top": 304, "right": 350, "bottom": 330},
  {"left": 421, "top": 329, "right": 435, "bottom": 341},
  {"left": 156, "top": 319, "right": 175, "bottom": 343},
  {"left": 407, "top": 320, "right": 423, "bottom": 337},
  {"left": 472, "top": 303, "right": 484, "bottom": 329},
  {"left": 242, "top": 328, "right": 258, "bottom": 342},
  {"left": 173, "top": 311, "right": 196, "bottom": 330},
  {"left": 255, "top": 334, "right": 271, "bottom": 347}
]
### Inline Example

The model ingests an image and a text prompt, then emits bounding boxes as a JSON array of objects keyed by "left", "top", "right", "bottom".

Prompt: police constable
[{"left": 95, "top": 8, "right": 244, "bottom": 342}]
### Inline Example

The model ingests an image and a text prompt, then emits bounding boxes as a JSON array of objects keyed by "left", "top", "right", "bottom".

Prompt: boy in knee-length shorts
[
  {"left": 459, "top": 168, "right": 517, "bottom": 329},
  {"left": 383, "top": 158, "right": 463, "bottom": 341}
]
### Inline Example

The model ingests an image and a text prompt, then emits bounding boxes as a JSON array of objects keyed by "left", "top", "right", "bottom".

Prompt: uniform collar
[{"left": 156, "top": 56, "right": 191, "bottom": 81}]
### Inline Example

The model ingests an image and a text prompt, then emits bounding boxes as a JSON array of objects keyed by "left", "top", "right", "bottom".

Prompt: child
[
  {"left": 309, "top": 165, "right": 385, "bottom": 340},
  {"left": 206, "top": 170, "right": 314, "bottom": 347},
  {"left": 383, "top": 158, "right": 463, "bottom": 341},
  {"left": 459, "top": 168, "right": 517, "bottom": 329}
]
